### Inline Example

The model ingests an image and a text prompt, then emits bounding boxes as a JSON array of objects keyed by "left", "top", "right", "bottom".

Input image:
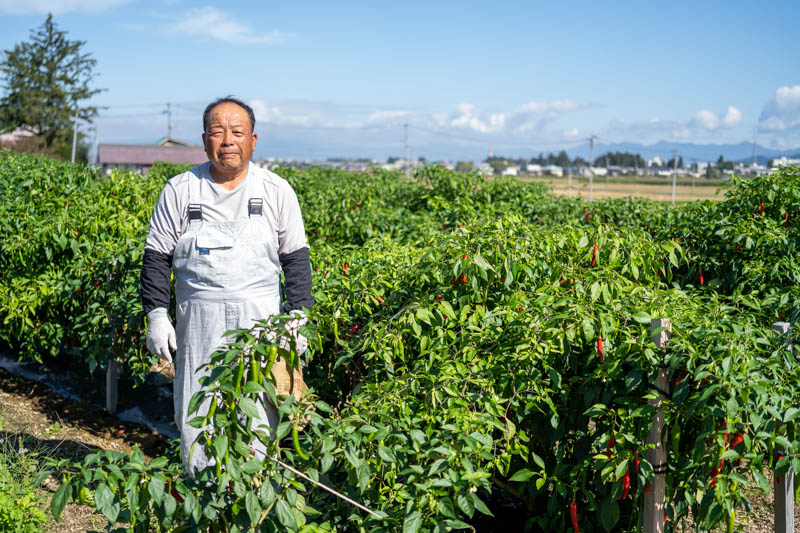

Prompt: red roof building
[{"left": 97, "top": 137, "right": 207, "bottom": 174}]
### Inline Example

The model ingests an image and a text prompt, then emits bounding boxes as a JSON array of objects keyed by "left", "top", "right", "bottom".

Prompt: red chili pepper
[
  {"left": 710, "top": 465, "right": 719, "bottom": 489},
  {"left": 699, "top": 267, "right": 704, "bottom": 285},
  {"left": 597, "top": 337, "right": 604, "bottom": 362},
  {"left": 644, "top": 481, "right": 650, "bottom": 494},
  {"left": 376, "top": 296, "right": 384, "bottom": 303},
  {"left": 633, "top": 457, "right": 640, "bottom": 474},
  {"left": 729, "top": 433, "right": 744, "bottom": 450},
  {"left": 462, "top": 254, "right": 468, "bottom": 259},
  {"left": 349, "top": 324, "right": 360, "bottom": 335},
  {"left": 590, "top": 243, "right": 598, "bottom": 267},
  {"left": 461, "top": 273, "right": 467, "bottom": 285},
  {"left": 452, "top": 275, "right": 457, "bottom": 286},
  {"left": 437, "top": 294, "right": 442, "bottom": 301},
  {"left": 65, "top": 201, "right": 69, "bottom": 208},
  {"left": 620, "top": 470, "right": 630, "bottom": 500},
  {"left": 606, "top": 436, "right": 615, "bottom": 457},
  {"left": 785, "top": 213, "right": 790, "bottom": 227},
  {"left": 759, "top": 200, "right": 764, "bottom": 215},
  {"left": 569, "top": 501, "right": 579, "bottom": 533},
  {"left": 518, "top": 306, "right": 523, "bottom": 312}
]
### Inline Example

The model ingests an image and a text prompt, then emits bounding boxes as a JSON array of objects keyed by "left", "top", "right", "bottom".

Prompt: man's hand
[
  {"left": 146, "top": 308, "right": 177, "bottom": 363},
  {"left": 283, "top": 310, "right": 308, "bottom": 355}
]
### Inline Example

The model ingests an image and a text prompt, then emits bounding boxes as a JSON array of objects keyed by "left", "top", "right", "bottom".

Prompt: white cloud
[
  {"left": 759, "top": 85, "right": 800, "bottom": 132},
  {"left": 367, "top": 110, "right": 411, "bottom": 124},
  {"left": 171, "top": 7, "right": 291, "bottom": 44},
  {"left": 693, "top": 109, "right": 719, "bottom": 129},
  {"left": 249, "top": 99, "right": 317, "bottom": 128},
  {"left": 520, "top": 99, "right": 581, "bottom": 115},
  {"left": 0, "top": 0, "right": 133, "bottom": 14},
  {"left": 692, "top": 105, "right": 742, "bottom": 130},
  {"left": 721, "top": 106, "right": 742, "bottom": 128},
  {"left": 450, "top": 103, "right": 506, "bottom": 134},
  {"left": 562, "top": 128, "right": 580, "bottom": 139}
]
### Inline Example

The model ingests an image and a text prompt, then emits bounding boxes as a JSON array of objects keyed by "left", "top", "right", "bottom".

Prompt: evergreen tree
[{"left": 0, "top": 14, "right": 103, "bottom": 158}]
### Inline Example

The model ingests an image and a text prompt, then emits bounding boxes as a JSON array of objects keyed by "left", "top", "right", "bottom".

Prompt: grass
[{"left": 0, "top": 422, "right": 50, "bottom": 533}]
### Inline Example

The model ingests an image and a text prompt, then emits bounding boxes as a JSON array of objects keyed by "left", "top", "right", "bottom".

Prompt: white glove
[
  {"left": 282, "top": 310, "right": 308, "bottom": 355},
  {"left": 146, "top": 308, "right": 177, "bottom": 363}
]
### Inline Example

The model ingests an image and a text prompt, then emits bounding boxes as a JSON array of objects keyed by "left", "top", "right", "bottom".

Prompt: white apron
[{"left": 172, "top": 177, "right": 282, "bottom": 474}]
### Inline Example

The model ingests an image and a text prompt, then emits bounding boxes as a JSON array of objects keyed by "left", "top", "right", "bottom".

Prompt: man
[{"left": 140, "top": 96, "right": 313, "bottom": 474}]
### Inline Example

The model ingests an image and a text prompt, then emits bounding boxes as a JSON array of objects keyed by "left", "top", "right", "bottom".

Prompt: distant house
[
  {"left": 526, "top": 163, "right": 543, "bottom": 176},
  {"left": 97, "top": 137, "right": 207, "bottom": 174},
  {"left": 542, "top": 164, "right": 563, "bottom": 177},
  {"left": 501, "top": 166, "right": 519, "bottom": 176},
  {"left": 0, "top": 126, "right": 35, "bottom": 146},
  {"left": 770, "top": 156, "right": 800, "bottom": 169}
]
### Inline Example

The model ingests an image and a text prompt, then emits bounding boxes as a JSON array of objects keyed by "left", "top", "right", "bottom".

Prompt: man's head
[{"left": 202, "top": 97, "right": 258, "bottom": 180}]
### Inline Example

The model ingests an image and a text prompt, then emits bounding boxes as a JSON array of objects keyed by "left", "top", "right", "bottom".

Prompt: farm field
[
  {"left": 0, "top": 149, "right": 798, "bottom": 532},
  {"left": 521, "top": 176, "right": 726, "bottom": 202}
]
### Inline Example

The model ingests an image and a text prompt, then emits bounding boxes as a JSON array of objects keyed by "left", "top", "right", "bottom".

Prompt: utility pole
[
  {"left": 404, "top": 123, "right": 409, "bottom": 176},
  {"left": 751, "top": 126, "right": 757, "bottom": 170},
  {"left": 165, "top": 102, "right": 173, "bottom": 139},
  {"left": 70, "top": 102, "right": 78, "bottom": 163},
  {"left": 587, "top": 135, "right": 598, "bottom": 201},
  {"left": 671, "top": 150, "right": 678, "bottom": 205}
]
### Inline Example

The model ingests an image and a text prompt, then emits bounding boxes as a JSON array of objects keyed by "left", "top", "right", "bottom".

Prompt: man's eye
[{"left": 208, "top": 131, "right": 223, "bottom": 137}]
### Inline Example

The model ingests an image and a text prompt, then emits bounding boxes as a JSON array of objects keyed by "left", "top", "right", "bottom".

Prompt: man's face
[{"left": 202, "top": 102, "right": 258, "bottom": 178}]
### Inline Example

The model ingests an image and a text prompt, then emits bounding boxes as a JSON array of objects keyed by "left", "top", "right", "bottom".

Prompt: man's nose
[{"left": 221, "top": 129, "right": 234, "bottom": 144}]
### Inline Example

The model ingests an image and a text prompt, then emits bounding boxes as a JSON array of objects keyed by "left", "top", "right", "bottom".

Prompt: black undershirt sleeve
[
  {"left": 280, "top": 246, "right": 314, "bottom": 313},
  {"left": 141, "top": 248, "right": 173, "bottom": 315}
]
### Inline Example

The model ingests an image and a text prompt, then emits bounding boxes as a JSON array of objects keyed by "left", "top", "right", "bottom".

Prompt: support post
[
  {"left": 645, "top": 318, "right": 671, "bottom": 533},
  {"left": 106, "top": 358, "right": 119, "bottom": 414},
  {"left": 772, "top": 321, "right": 794, "bottom": 533}
]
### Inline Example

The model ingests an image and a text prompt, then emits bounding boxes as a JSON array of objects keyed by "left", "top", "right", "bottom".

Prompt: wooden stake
[
  {"left": 645, "top": 318, "right": 671, "bottom": 533},
  {"left": 106, "top": 358, "right": 119, "bottom": 414},
  {"left": 772, "top": 321, "right": 794, "bottom": 533}
]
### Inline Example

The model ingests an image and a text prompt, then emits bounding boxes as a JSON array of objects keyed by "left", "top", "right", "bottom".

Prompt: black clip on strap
[
  {"left": 188, "top": 204, "right": 203, "bottom": 221},
  {"left": 248, "top": 198, "right": 263, "bottom": 217}
]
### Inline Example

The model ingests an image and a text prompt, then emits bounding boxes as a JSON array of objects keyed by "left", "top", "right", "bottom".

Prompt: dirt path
[{"left": 0, "top": 367, "right": 169, "bottom": 532}]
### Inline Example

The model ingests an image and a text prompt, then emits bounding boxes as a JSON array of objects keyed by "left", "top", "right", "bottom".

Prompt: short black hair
[{"left": 203, "top": 96, "right": 256, "bottom": 133}]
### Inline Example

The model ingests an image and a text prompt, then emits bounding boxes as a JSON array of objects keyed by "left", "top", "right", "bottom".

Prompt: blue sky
[{"left": 1, "top": 0, "right": 799, "bottom": 160}]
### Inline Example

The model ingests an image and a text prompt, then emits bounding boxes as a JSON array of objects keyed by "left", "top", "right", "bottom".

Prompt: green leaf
[
  {"left": 95, "top": 483, "right": 113, "bottom": 511},
  {"left": 632, "top": 311, "right": 651, "bottom": 324},
  {"left": 784, "top": 407, "right": 800, "bottom": 423},
  {"left": 600, "top": 498, "right": 620, "bottom": 531},
  {"left": 51, "top": 482, "right": 70, "bottom": 520},
  {"left": 148, "top": 475, "right": 165, "bottom": 505},
  {"left": 403, "top": 510, "right": 422, "bottom": 533},
  {"left": 163, "top": 493, "right": 177, "bottom": 517},
  {"left": 242, "top": 460, "right": 262, "bottom": 474},
  {"left": 508, "top": 469, "right": 536, "bottom": 482},
  {"left": 470, "top": 493, "right": 494, "bottom": 516},
  {"left": 456, "top": 492, "right": 475, "bottom": 518},
  {"left": 275, "top": 499, "right": 297, "bottom": 529},
  {"left": 245, "top": 492, "right": 261, "bottom": 526},
  {"left": 238, "top": 397, "right": 260, "bottom": 419},
  {"left": 213, "top": 434, "right": 229, "bottom": 460},
  {"left": 378, "top": 445, "right": 396, "bottom": 463},
  {"left": 101, "top": 501, "right": 121, "bottom": 523}
]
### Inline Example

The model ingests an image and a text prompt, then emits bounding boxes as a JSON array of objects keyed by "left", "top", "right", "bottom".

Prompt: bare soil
[{"left": 0, "top": 366, "right": 169, "bottom": 532}]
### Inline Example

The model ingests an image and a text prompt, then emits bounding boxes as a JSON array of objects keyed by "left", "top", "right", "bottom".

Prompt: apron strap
[
  {"left": 248, "top": 198, "right": 263, "bottom": 217},
  {"left": 187, "top": 204, "right": 203, "bottom": 226}
]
